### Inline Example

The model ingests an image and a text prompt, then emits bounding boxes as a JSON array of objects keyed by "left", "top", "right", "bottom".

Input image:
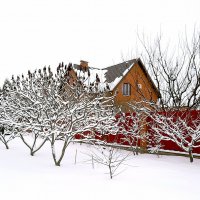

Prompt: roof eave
[{"left": 137, "top": 58, "right": 161, "bottom": 98}]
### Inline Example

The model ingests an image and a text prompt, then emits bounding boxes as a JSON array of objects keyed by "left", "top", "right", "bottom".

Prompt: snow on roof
[
  {"left": 73, "top": 59, "right": 136, "bottom": 92},
  {"left": 107, "top": 61, "right": 135, "bottom": 90}
]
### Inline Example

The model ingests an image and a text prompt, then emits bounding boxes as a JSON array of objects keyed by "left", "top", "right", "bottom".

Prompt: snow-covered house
[{"left": 71, "top": 59, "right": 160, "bottom": 112}]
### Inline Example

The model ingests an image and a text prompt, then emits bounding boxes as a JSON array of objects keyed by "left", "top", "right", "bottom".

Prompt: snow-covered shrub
[{"left": 0, "top": 63, "right": 117, "bottom": 166}]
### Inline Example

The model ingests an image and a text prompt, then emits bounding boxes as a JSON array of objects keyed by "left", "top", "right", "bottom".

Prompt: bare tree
[
  {"left": 85, "top": 144, "right": 130, "bottom": 179},
  {"left": 0, "top": 63, "right": 117, "bottom": 166},
  {"left": 0, "top": 125, "right": 17, "bottom": 149},
  {"left": 147, "top": 110, "right": 200, "bottom": 162},
  {"left": 0, "top": 69, "right": 54, "bottom": 155},
  {"left": 116, "top": 109, "right": 143, "bottom": 155},
  {"left": 125, "top": 30, "right": 200, "bottom": 158},
  {"left": 138, "top": 30, "right": 200, "bottom": 110},
  {"left": 0, "top": 79, "right": 19, "bottom": 149}
]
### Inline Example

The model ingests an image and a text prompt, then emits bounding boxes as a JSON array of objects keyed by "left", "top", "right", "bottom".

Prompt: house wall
[
  {"left": 112, "top": 62, "right": 159, "bottom": 112},
  {"left": 109, "top": 62, "right": 160, "bottom": 150}
]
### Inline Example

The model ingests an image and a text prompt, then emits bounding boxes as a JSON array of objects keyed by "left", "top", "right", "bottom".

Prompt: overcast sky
[{"left": 0, "top": 0, "right": 200, "bottom": 86}]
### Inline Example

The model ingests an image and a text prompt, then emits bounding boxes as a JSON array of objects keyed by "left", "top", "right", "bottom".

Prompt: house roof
[
  {"left": 73, "top": 58, "right": 160, "bottom": 97},
  {"left": 73, "top": 59, "right": 136, "bottom": 91},
  {"left": 104, "top": 59, "right": 136, "bottom": 83},
  {"left": 103, "top": 59, "right": 137, "bottom": 91}
]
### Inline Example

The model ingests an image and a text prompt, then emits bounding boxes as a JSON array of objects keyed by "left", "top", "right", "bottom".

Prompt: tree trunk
[
  {"left": 55, "top": 162, "right": 61, "bottom": 166},
  {"left": 56, "top": 139, "right": 69, "bottom": 166},
  {"left": 51, "top": 143, "right": 58, "bottom": 166},
  {"left": 32, "top": 138, "right": 47, "bottom": 156},
  {"left": 1, "top": 137, "right": 9, "bottom": 149},
  {"left": 20, "top": 133, "right": 47, "bottom": 156},
  {"left": 109, "top": 164, "right": 113, "bottom": 179},
  {"left": 189, "top": 147, "right": 193, "bottom": 163},
  {"left": 5, "top": 142, "right": 9, "bottom": 149},
  {"left": 51, "top": 138, "right": 70, "bottom": 166},
  {"left": 135, "top": 145, "right": 139, "bottom": 155}
]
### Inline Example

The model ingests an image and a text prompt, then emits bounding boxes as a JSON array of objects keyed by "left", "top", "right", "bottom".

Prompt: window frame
[{"left": 122, "top": 83, "right": 131, "bottom": 96}]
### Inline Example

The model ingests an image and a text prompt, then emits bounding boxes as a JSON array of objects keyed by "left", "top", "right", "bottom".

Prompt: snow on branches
[
  {"left": 0, "top": 63, "right": 117, "bottom": 166},
  {"left": 147, "top": 110, "right": 200, "bottom": 162}
]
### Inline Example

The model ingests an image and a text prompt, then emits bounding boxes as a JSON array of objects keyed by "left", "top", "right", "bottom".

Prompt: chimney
[{"left": 80, "top": 60, "right": 89, "bottom": 71}]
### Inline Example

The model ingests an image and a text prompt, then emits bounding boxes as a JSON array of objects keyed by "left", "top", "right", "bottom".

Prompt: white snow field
[{"left": 1, "top": 138, "right": 200, "bottom": 200}]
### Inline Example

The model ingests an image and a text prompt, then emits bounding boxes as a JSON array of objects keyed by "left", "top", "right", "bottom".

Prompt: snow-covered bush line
[
  {"left": 0, "top": 62, "right": 199, "bottom": 168},
  {"left": 0, "top": 63, "right": 118, "bottom": 166}
]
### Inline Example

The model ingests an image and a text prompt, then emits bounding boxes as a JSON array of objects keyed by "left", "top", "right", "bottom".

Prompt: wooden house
[{"left": 72, "top": 58, "right": 160, "bottom": 112}]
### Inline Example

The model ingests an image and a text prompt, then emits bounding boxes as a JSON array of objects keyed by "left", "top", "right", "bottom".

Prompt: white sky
[{"left": 0, "top": 0, "right": 200, "bottom": 86}]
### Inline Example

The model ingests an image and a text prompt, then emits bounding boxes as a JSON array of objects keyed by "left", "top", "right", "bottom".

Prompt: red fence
[
  {"left": 75, "top": 110, "right": 200, "bottom": 154},
  {"left": 146, "top": 110, "right": 200, "bottom": 154}
]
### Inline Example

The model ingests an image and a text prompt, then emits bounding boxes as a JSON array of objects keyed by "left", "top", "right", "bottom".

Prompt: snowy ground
[{"left": 1, "top": 138, "right": 200, "bottom": 200}]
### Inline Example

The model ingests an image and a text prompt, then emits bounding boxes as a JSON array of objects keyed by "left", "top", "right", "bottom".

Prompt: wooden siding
[{"left": 112, "top": 62, "right": 159, "bottom": 112}]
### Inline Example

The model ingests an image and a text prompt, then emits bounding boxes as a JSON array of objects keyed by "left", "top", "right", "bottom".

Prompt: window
[{"left": 122, "top": 83, "right": 131, "bottom": 96}]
